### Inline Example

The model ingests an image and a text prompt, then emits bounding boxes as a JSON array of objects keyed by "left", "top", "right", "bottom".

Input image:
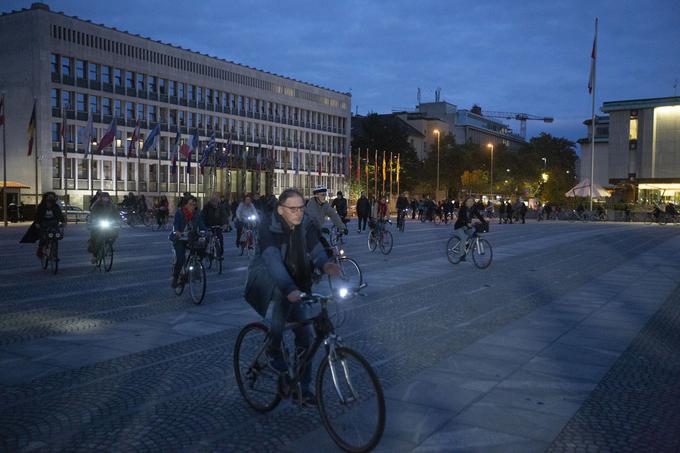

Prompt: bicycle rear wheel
[
  {"left": 104, "top": 241, "right": 114, "bottom": 272},
  {"left": 472, "top": 238, "right": 493, "bottom": 269},
  {"left": 188, "top": 255, "right": 206, "bottom": 304},
  {"left": 367, "top": 231, "right": 377, "bottom": 252},
  {"left": 379, "top": 230, "right": 393, "bottom": 255},
  {"left": 446, "top": 237, "right": 463, "bottom": 264},
  {"left": 316, "top": 347, "right": 385, "bottom": 453},
  {"left": 328, "top": 257, "right": 363, "bottom": 293},
  {"left": 234, "top": 322, "right": 282, "bottom": 413}
]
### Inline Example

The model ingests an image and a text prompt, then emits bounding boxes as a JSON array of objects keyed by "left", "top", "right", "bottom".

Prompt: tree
[{"left": 460, "top": 169, "right": 489, "bottom": 195}]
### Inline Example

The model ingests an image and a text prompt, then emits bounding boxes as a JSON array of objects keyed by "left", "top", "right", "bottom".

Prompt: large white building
[{"left": 0, "top": 2, "right": 351, "bottom": 210}]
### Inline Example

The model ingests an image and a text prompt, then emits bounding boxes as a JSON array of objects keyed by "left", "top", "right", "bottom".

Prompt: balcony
[
  {"left": 198, "top": 102, "right": 205, "bottom": 110},
  {"left": 116, "top": 118, "right": 125, "bottom": 127},
  {"left": 116, "top": 180, "right": 125, "bottom": 191},
  {"left": 66, "top": 110, "right": 75, "bottom": 120},
  {"left": 169, "top": 183, "right": 178, "bottom": 192},
  {"left": 160, "top": 123, "right": 168, "bottom": 132},
  {"left": 62, "top": 75, "right": 75, "bottom": 85},
  {"left": 102, "top": 114, "right": 113, "bottom": 124},
  {"left": 148, "top": 182, "right": 157, "bottom": 192},
  {"left": 206, "top": 103, "right": 214, "bottom": 111},
  {"left": 169, "top": 96, "right": 177, "bottom": 104},
  {"left": 127, "top": 181, "right": 136, "bottom": 191},
  {"left": 51, "top": 73, "right": 60, "bottom": 83},
  {"left": 189, "top": 100, "right": 197, "bottom": 108},
  {"left": 102, "top": 83, "right": 113, "bottom": 93},
  {"left": 89, "top": 80, "right": 101, "bottom": 90},
  {"left": 115, "top": 86, "right": 125, "bottom": 95},
  {"left": 126, "top": 88, "right": 136, "bottom": 97},
  {"left": 52, "top": 178, "right": 61, "bottom": 189},
  {"left": 160, "top": 95, "right": 169, "bottom": 103},
  {"left": 52, "top": 108, "right": 61, "bottom": 117},
  {"left": 180, "top": 98, "right": 187, "bottom": 107},
  {"left": 138, "top": 90, "right": 147, "bottom": 99},
  {"left": 77, "top": 179, "right": 88, "bottom": 189},
  {"left": 77, "top": 112, "right": 88, "bottom": 121},
  {"left": 138, "top": 181, "right": 147, "bottom": 192},
  {"left": 76, "top": 78, "right": 87, "bottom": 88},
  {"left": 103, "top": 180, "right": 113, "bottom": 190}
]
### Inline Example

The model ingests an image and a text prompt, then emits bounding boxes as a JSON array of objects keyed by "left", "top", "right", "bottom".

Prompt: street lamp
[
  {"left": 434, "top": 129, "right": 440, "bottom": 197},
  {"left": 541, "top": 157, "right": 547, "bottom": 170},
  {"left": 487, "top": 143, "right": 494, "bottom": 198}
]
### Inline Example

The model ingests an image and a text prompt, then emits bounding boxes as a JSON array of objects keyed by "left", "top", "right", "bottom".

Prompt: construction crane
[{"left": 475, "top": 108, "right": 554, "bottom": 139}]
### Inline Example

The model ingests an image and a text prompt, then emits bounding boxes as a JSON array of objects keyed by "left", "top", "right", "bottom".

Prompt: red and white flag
[
  {"left": 96, "top": 120, "right": 116, "bottom": 153},
  {"left": 588, "top": 18, "right": 598, "bottom": 94},
  {"left": 127, "top": 121, "right": 140, "bottom": 157}
]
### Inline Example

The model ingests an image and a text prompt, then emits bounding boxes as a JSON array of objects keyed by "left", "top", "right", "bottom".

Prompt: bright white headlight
[
  {"left": 339, "top": 288, "right": 349, "bottom": 298},
  {"left": 99, "top": 219, "right": 111, "bottom": 229}
]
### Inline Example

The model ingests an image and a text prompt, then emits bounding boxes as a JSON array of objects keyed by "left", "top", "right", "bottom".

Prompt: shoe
[
  {"left": 170, "top": 277, "right": 179, "bottom": 288},
  {"left": 357, "top": 230, "right": 361, "bottom": 234},
  {"left": 459, "top": 255, "right": 466, "bottom": 262},
  {"left": 293, "top": 389, "right": 317, "bottom": 406},
  {"left": 268, "top": 349, "right": 287, "bottom": 373}
]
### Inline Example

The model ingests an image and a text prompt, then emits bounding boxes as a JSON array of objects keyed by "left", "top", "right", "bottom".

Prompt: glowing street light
[{"left": 542, "top": 173, "right": 549, "bottom": 182}]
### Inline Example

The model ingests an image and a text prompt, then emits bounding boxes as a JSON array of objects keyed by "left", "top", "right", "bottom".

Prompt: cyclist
[
  {"left": 245, "top": 188, "right": 341, "bottom": 405},
  {"left": 235, "top": 194, "right": 259, "bottom": 248},
  {"left": 171, "top": 195, "right": 206, "bottom": 288},
  {"left": 453, "top": 196, "right": 488, "bottom": 261},
  {"left": 330, "top": 191, "right": 348, "bottom": 224},
  {"left": 665, "top": 202, "right": 678, "bottom": 219},
  {"left": 396, "top": 192, "right": 409, "bottom": 225},
  {"left": 87, "top": 192, "right": 119, "bottom": 263},
  {"left": 306, "top": 185, "right": 348, "bottom": 237},
  {"left": 23, "top": 191, "right": 66, "bottom": 258},
  {"left": 156, "top": 195, "right": 169, "bottom": 228},
  {"left": 201, "top": 192, "right": 230, "bottom": 256}
]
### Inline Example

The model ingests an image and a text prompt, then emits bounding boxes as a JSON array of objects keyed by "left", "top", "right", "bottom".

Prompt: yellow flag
[
  {"left": 382, "top": 151, "right": 386, "bottom": 182},
  {"left": 396, "top": 154, "right": 400, "bottom": 183}
]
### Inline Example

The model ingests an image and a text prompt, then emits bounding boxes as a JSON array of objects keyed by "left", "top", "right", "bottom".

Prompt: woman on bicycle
[
  {"left": 453, "top": 196, "right": 488, "bottom": 261},
  {"left": 171, "top": 195, "right": 206, "bottom": 288}
]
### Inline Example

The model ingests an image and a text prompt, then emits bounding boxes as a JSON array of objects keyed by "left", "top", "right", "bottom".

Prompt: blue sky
[{"left": 4, "top": 0, "right": 680, "bottom": 148}]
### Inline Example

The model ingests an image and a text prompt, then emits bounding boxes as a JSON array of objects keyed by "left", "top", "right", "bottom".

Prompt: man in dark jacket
[
  {"left": 246, "top": 188, "right": 340, "bottom": 405},
  {"left": 21, "top": 192, "right": 66, "bottom": 257},
  {"left": 202, "top": 192, "right": 230, "bottom": 255},
  {"left": 355, "top": 191, "right": 371, "bottom": 233},
  {"left": 331, "top": 191, "right": 348, "bottom": 223}
]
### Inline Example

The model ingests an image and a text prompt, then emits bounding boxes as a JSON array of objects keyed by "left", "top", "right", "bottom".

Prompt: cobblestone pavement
[
  {"left": 0, "top": 219, "right": 679, "bottom": 452},
  {"left": 547, "top": 282, "right": 680, "bottom": 452}
]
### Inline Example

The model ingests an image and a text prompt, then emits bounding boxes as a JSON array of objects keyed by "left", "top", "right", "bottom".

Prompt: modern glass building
[{"left": 0, "top": 3, "right": 351, "bottom": 208}]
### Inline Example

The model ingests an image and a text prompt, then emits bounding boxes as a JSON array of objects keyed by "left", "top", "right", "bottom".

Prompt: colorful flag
[
  {"left": 348, "top": 149, "right": 352, "bottom": 183},
  {"left": 382, "top": 151, "right": 386, "bottom": 183},
  {"left": 96, "top": 119, "right": 116, "bottom": 153},
  {"left": 27, "top": 101, "right": 36, "bottom": 156},
  {"left": 588, "top": 18, "right": 598, "bottom": 94},
  {"left": 396, "top": 153, "right": 400, "bottom": 184},
  {"left": 141, "top": 124, "right": 160, "bottom": 153},
  {"left": 356, "top": 149, "right": 361, "bottom": 181},
  {"left": 170, "top": 130, "right": 181, "bottom": 174},
  {"left": 0, "top": 95, "right": 5, "bottom": 126},
  {"left": 220, "top": 135, "right": 231, "bottom": 168},
  {"left": 200, "top": 132, "right": 216, "bottom": 174},
  {"left": 127, "top": 121, "right": 140, "bottom": 157},
  {"left": 79, "top": 111, "right": 95, "bottom": 156}
]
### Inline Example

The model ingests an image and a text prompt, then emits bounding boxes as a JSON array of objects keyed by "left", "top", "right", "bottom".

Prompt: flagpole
[
  {"left": 373, "top": 149, "right": 377, "bottom": 198},
  {"left": 382, "top": 150, "right": 386, "bottom": 196},
  {"left": 365, "top": 148, "right": 369, "bottom": 196},
  {"left": 2, "top": 93, "right": 7, "bottom": 227},
  {"left": 397, "top": 153, "right": 401, "bottom": 196},
  {"left": 157, "top": 132, "right": 161, "bottom": 196},
  {"left": 389, "top": 151, "right": 393, "bottom": 201},
  {"left": 34, "top": 98, "right": 39, "bottom": 207},
  {"left": 61, "top": 108, "right": 68, "bottom": 204},
  {"left": 589, "top": 17, "right": 598, "bottom": 212}
]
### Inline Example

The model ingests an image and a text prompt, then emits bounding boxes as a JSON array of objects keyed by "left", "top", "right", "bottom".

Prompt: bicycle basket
[{"left": 474, "top": 222, "right": 489, "bottom": 233}]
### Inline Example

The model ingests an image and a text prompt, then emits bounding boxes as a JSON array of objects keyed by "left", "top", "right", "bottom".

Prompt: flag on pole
[
  {"left": 348, "top": 149, "right": 353, "bottom": 183},
  {"left": 382, "top": 151, "right": 386, "bottom": 184},
  {"left": 365, "top": 149, "right": 369, "bottom": 178},
  {"left": 27, "top": 101, "right": 36, "bottom": 156},
  {"left": 127, "top": 121, "right": 141, "bottom": 157},
  {"left": 180, "top": 130, "right": 199, "bottom": 173},
  {"left": 0, "top": 95, "right": 5, "bottom": 126},
  {"left": 588, "top": 18, "right": 598, "bottom": 94},
  {"left": 141, "top": 124, "right": 160, "bottom": 153},
  {"left": 96, "top": 119, "right": 116, "bottom": 153},
  {"left": 220, "top": 135, "right": 231, "bottom": 168},
  {"left": 79, "top": 111, "right": 95, "bottom": 156},
  {"left": 59, "top": 109, "right": 67, "bottom": 158},
  {"left": 200, "top": 132, "right": 216, "bottom": 175},
  {"left": 396, "top": 153, "right": 401, "bottom": 184},
  {"left": 170, "top": 130, "right": 181, "bottom": 174}
]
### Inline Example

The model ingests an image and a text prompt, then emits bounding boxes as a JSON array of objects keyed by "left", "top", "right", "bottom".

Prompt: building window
[
  {"left": 188, "top": 85, "right": 195, "bottom": 101},
  {"left": 179, "top": 111, "right": 185, "bottom": 126},
  {"left": 102, "top": 98, "right": 112, "bottom": 116},
  {"left": 178, "top": 82, "right": 185, "bottom": 99},
  {"left": 52, "top": 123, "right": 59, "bottom": 142},
  {"left": 136, "top": 103, "right": 144, "bottom": 121},
  {"left": 159, "top": 78, "right": 166, "bottom": 95},
  {"left": 149, "top": 105, "right": 157, "bottom": 123},
  {"left": 102, "top": 65, "right": 111, "bottom": 84},
  {"left": 137, "top": 73, "right": 145, "bottom": 91},
  {"left": 76, "top": 60, "right": 86, "bottom": 79},
  {"left": 629, "top": 111, "right": 638, "bottom": 141},
  {"left": 61, "top": 56, "right": 71, "bottom": 77},
  {"left": 76, "top": 93, "right": 86, "bottom": 112},
  {"left": 89, "top": 95, "right": 98, "bottom": 113},
  {"left": 114, "top": 99, "right": 122, "bottom": 117},
  {"left": 51, "top": 54, "right": 59, "bottom": 74},
  {"left": 126, "top": 102, "right": 134, "bottom": 120},
  {"left": 125, "top": 71, "right": 133, "bottom": 89},
  {"left": 62, "top": 91, "right": 72, "bottom": 110},
  {"left": 168, "top": 80, "right": 176, "bottom": 97},
  {"left": 88, "top": 62, "right": 98, "bottom": 81},
  {"left": 51, "top": 89, "right": 59, "bottom": 109},
  {"left": 197, "top": 86, "right": 203, "bottom": 102}
]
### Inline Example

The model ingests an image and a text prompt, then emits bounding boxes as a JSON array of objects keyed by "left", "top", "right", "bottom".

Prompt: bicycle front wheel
[
  {"left": 41, "top": 243, "right": 49, "bottom": 270},
  {"left": 328, "top": 257, "right": 363, "bottom": 293},
  {"left": 188, "top": 256, "right": 206, "bottom": 304},
  {"left": 316, "top": 347, "right": 385, "bottom": 453},
  {"left": 472, "top": 238, "right": 493, "bottom": 269},
  {"left": 379, "top": 230, "right": 393, "bottom": 255},
  {"left": 446, "top": 237, "right": 463, "bottom": 264},
  {"left": 104, "top": 241, "right": 114, "bottom": 272},
  {"left": 234, "top": 322, "right": 282, "bottom": 413}
]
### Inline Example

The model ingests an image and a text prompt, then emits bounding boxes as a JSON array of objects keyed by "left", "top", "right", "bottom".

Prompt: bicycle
[
  {"left": 171, "top": 231, "right": 207, "bottom": 304},
  {"left": 329, "top": 224, "right": 348, "bottom": 248},
  {"left": 446, "top": 223, "right": 493, "bottom": 269},
  {"left": 152, "top": 208, "right": 170, "bottom": 231},
  {"left": 39, "top": 224, "right": 63, "bottom": 275},
  {"left": 92, "top": 218, "right": 118, "bottom": 272},
  {"left": 322, "top": 228, "right": 364, "bottom": 293},
  {"left": 367, "top": 219, "right": 393, "bottom": 255},
  {"left": 396, "top": 209, "right": 407, "bottom": 232},
  {"left": 239, "top": 217, "right": 258, "bottom": 257},
  {"left": 205, "top": 226, "right": 224, "bottom": 274},
  {"left": 234, "top": 287, "right": 385, "bottom": 453}
]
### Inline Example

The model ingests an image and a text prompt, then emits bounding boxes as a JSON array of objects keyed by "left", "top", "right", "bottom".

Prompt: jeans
[
  {"left": 453, "top": 226, "right": 473, "bottom": 258},
  {"left": 172, "top": 240, "right": 186, "bottom": 279},
  {"left": 269, "top": 297, "right": 314, "bottom": 389}
]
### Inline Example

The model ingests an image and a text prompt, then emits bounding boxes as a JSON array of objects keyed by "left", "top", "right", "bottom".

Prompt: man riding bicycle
[
  {"left": 306, "top": 186, "right": 348, "bottom": 246},
  {"left": 396, "top": 192, "right": 409, "bottom": 224},
  {"left": 244, "top": 188, "right": 341, "bottom": 405},
  {"left": 201, "top": 192, "right": 230, "bottom": 256},
  {"left": 453, "top": 196, "right": 488, "bottom": 261},
  {"left": 22, "top": 192, "right": 66, "bottom": 257},
  {"left": 171, "top": 195, "right": 206, "bottom": 288},
  {"left": 87, "top": 192, "right": 119, "bottom": 263},
  {"left": 235, "top": 194, "right": 259, "bottom": 248},
  {"left": 330, "top": 191, "right": 348, "bottom": 224}
]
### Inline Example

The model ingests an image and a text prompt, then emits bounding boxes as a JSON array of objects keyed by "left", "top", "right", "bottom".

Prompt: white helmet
[{"left": 312, "top": 185, "right": 328, "bottom": 195}]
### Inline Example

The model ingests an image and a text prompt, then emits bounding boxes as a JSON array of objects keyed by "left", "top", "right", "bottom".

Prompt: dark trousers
[
  {"left": 357, "top": 214, "right": 368, "bottom": 231},
  {"left": 172, "top": 241, "right": 186, "bottom": 279},
  {"left": 270, "top": 297, "right": 314, "bottom": 389}
]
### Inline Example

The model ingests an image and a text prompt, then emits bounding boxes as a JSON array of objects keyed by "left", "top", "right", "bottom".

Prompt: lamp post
[
  {"left": 541, "top": 157, "right": 547, "bottom": 170},
  {"left": 434, "top": 129, "right": 440, "bottom": 198},
  {"left": 487, "top": 143, "right": 494, "bottom": 198}
]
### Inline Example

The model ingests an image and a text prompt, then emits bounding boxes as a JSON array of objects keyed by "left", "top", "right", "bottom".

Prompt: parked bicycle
[
  {"left": 171, "top": 231, "right": 207, "bottom": 304},
  {"left": 234, "top": 286, "right": 384, "bottom": 453},
  {"left": 368, "top": 219, "right": 393, "bottom": 255},
  {"left": 322, "top": 228, "right": 364, "bottom": 293},
  {"left": 446, "top": 223, "right": 493, "bottom": 269},
  {"left": 92, "top": 218, "right": 118, "bottom": 272},
  {"left": 39, "top": 224, "right": 64, "bottom": 275},
  {"left": 205, "top": 226, "right": 224, "bottom": 274}
]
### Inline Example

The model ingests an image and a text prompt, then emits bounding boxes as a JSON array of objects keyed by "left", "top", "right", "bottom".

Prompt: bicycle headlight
[
  {"left": 338, "top": 288, "right": 349, "bottom": 299},
  {"left": 339, "top": 249, "right": 345, "bottom": 255},
  {"left": 99, "top": 219, "right": 111, "bottom": 229},
  {"left": 189, "top": 266, "right": 194, "bottom": 271},
  {"left": 248, "top": 215, "right": 257, "bottom": 221}
]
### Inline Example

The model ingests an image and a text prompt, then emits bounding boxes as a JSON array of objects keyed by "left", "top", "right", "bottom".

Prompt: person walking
[
  {"left": 498, "top": 199, "right": 505, "bottom": 224},
  {"left": 505, "top": 200, "right": 513, "bottom": 224},
  {"left": 519, "top": 201, "right": 528, "bottom": 224},
  {"left": 355, "top": 191, "right": 371, "bottom": 233}
]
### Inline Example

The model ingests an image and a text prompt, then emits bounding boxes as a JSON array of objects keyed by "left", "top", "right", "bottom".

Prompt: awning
[
  {"left": 565, "top": 179, "right": 610, "bottom": 198},
  {"left": 0, "top": 181, "right": 31, "bottom": 189}
]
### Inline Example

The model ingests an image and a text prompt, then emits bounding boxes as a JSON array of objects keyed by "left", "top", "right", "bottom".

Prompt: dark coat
[
  {"left": 20, "top": 203, "right": 65, "bottom": 243},
  {"left": 356, "top": 196, "right": 371, "bottom": 216}
]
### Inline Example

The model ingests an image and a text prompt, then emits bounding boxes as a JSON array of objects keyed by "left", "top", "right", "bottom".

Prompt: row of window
[
  {"left": 50, "top": 90, "right": 346, "bottom": 151},
  {"left": 50, "top": 26, "right": 349, "bottom": 109}
]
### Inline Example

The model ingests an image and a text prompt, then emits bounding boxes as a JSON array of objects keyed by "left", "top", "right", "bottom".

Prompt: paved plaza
[{"left": 1, "top": 218, "right": 679, "bottom": 452}]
